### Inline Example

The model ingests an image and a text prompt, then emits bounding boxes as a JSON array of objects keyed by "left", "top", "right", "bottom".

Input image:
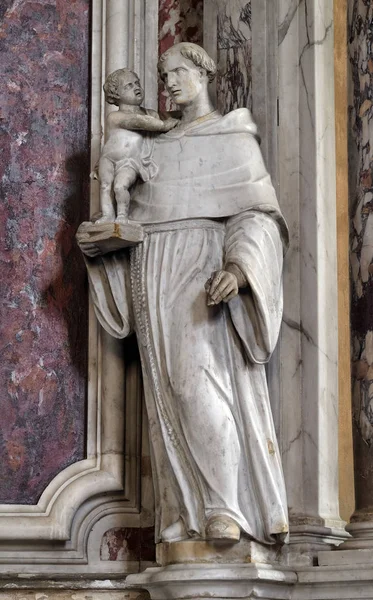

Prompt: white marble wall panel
[{"left": 277, "top": 0, "right": 346, "bottom": 551}]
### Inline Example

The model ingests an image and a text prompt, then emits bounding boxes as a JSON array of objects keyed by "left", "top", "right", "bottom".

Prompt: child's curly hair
[{"left": 103, "top": 68, "right": 137, "bottom": 105}]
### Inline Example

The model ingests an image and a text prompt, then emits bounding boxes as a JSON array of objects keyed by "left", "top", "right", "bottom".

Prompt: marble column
[{"left": 276, "top": 0, "right": 348, "bottom": 563}]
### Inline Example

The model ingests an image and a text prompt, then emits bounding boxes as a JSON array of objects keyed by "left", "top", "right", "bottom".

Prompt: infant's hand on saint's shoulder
[
  {"left": 162, "top": 118, "right": 179, "bottom": 132},
  {"left": 205, "top": 270, "right": 239, "bottom": 306}
]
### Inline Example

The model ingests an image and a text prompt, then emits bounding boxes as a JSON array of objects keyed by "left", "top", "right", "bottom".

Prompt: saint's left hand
[{"left": 205, "top": 270, "right": 239, "bottom": 306}]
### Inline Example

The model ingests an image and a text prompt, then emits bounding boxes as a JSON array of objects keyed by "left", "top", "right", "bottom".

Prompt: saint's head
[
  {"left": 103, "top": 69, "right": 145, "bottom": 107},
  {"left": 158, "top": 43, "right": 216, "bottom": 106}
]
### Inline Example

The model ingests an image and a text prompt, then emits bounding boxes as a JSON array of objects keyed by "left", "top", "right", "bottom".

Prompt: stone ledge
[
  {"left": 0, "top": 578, "right": 141, "bottom": 600},
  {"left": 0, "top": 592, "right": 138, "bottom": 600},
  {"left": 295, "top": 564, "right": 373, "bottom": 599},
  {"left": 318, "top": 548, "right": 373, "bottom": 567}
]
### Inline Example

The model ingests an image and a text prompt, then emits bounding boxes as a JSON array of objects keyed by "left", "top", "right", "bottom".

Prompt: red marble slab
[
  {"left": 101, "top": 527, "right": 156, "bottom": 563},
  {"left": 158, "top": 0, "right": 203, "bottom": 112},
  {"left": 0, "top": 0, "right": 90, "bottom": 504}
]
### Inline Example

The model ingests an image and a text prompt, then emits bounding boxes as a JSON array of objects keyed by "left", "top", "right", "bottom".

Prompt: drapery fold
[{"left": 82, "top": 109, "right": 289, "bottom": 544}]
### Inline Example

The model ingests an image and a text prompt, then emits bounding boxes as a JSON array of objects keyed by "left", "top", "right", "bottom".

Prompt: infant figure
[{"left": 96, "top": 68, "right": 177, "bottom": 224}]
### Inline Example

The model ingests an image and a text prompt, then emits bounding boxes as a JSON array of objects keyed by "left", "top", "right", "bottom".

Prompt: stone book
[{"left": 76, "top": 221, "right": 144, "bottom": 256}]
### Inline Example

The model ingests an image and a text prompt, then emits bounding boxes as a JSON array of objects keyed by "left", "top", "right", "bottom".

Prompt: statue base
[
  {"left": 125, "top": 563, "right": 297, "bottom": 600},
  {"left": 76, "top": 221, "right": 144, "bottom": 256},
  {"left": 156, "top": 539, "right": 282, "bottom": 566},
  {"left": 125, "top": 540, "right": 296, "bottom": 599}
]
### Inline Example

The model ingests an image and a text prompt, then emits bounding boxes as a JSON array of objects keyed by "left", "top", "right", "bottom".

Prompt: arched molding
[{"left": 0, "top": 0, "right": 158, "bottom": 559}]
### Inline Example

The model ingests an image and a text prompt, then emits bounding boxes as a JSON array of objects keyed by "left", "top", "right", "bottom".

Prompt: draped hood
[{"left": 129, "top": 108, "right": 288, "bottom": 246}]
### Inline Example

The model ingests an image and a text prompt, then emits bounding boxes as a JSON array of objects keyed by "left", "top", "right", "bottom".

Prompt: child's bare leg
[
  {"left": 113, "top": 167, "right": 138, "bottom": 223},
  {"left": 96, "top": 156, "right": 115, "bottom": 223}
]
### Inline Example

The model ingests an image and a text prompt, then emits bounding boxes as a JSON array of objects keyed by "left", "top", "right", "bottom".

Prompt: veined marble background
[
  {"left": 349, "top": 0, "right": 373, "bottom": 508},
  {"left": 216, "top": 1, "right": 252, "bottom": 115},
  {"left": 101, "top": 527, "right": 155, "bottom": 563},
  {"left": 0, "top": 1, "right": 89, "bottom": 503},
  {"left": 158, "top": 0, "right": 203, "bottom": 111}
]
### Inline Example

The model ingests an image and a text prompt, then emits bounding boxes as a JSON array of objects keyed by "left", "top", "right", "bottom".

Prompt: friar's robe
[{"left": 84, "top": 109, "right": 289, "bottom": 544}]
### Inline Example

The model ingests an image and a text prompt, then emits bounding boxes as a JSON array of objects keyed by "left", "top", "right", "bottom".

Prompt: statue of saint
[{"left": 80, "top": 43, "right": 289, "bottom": 546}]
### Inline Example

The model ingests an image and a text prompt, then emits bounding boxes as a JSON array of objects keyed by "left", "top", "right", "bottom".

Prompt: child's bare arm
[{"left": 107, "top": 111, "right": 177, "bottom": 132}]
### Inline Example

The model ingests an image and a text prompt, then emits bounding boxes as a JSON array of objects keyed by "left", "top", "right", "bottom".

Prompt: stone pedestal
[
  {"left": 156, "top": 540, "right": 283, "bottom": 567},
  {"left": 126, "top": 540, "right": 298, "bottom": 599},
  {"left": 126, "top": 563, "right": 297, "bottom": 600}
]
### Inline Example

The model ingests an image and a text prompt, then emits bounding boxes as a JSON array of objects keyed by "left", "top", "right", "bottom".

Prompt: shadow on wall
[
  {"left": 42, "top": 152, "right": 90, "bottom": 380},
  {"left": 0, "top": 151, "right": 90, "bottom": 506},
  {"left": 0, "top": 0, "right": 91, "bottom": 506}
]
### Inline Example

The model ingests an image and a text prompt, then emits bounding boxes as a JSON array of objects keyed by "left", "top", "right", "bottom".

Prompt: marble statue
[
  {"left": 95, "top": 68, "right": 177, "bottom": 224},
  {"left": 79, "top": 43, "right": 289, "bottom": 546}
]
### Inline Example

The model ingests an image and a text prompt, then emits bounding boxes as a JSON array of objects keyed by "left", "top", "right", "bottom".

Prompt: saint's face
[
  {"left": 117, "top": 72, "right": 144, "bottom": 106},
  {"left": 160, "top": 52, "right": 205, "bottom": 106}
]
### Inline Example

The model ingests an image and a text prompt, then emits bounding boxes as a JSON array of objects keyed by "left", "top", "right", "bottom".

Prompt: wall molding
[{"left": 0, "top": 0, "right": 158, "bottom": 569}]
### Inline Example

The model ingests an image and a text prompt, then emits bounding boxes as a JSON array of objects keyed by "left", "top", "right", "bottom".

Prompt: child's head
[{"left": 104, "top": 69, "right": 144, "bottom": 106}]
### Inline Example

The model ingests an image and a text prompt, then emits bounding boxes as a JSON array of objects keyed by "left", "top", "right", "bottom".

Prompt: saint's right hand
[{"left": 205, "top": 270, "right": 239, "bottom": 306}]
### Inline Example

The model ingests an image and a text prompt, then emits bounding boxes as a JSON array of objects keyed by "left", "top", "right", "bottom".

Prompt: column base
[
  {"left": 296, "top": 564, "right": 373, "bottom": 599},
  {"left": 283, "top": 520, "right": 349, "bottom": 567},
  {"left": 339, "top": 510, "right": 373, "bottom": 550},
  {"left": 303, "top": 519, "right": 373, "bottom": 597}
]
